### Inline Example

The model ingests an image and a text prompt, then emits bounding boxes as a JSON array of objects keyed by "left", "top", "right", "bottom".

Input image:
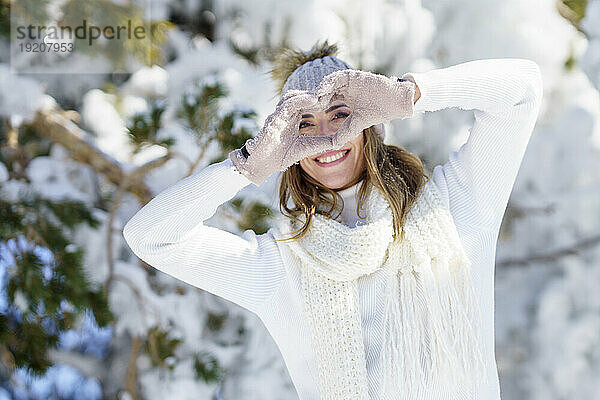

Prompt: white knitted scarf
[{"left": 273, "top": 178, "right": 488, "bottom": 399}]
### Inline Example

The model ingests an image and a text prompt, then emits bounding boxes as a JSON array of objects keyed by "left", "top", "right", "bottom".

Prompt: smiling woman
[
  {"left": 275, "top": 42, "right": 424, "bottom": 241},
  {"left": 123, "top": 37, "right": 543, "bottom": 400}
]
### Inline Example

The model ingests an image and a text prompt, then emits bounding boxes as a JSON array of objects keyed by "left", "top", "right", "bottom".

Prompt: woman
[{"left": 123, "top": 41, "right": 543, "bottom": 400}]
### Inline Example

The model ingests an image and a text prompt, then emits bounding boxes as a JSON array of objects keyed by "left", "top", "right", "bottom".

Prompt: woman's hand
[
  {"left": 400, "top": 76, "right": 421, "bottom": 103},
  {"left": 229, "top": 70, "right": 419, "bottom": 185},
  {"left": 314, "top": 69, "right": 417, "bottom": 147},
  {"left": 410, "top": 81, "right": 421, "bottom": 103},
  {"left": 229, "top": 90, "right": 337, "bottom": 185}
]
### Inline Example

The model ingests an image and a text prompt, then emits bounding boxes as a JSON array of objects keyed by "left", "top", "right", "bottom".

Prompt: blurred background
[{"left": 0, "top": 0, "right": 599, "bottom": 399}]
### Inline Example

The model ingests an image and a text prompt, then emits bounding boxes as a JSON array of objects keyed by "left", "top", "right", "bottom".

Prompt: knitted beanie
[
  {"left": 281, "top": 55, "right": 353, "bottom": 95},
  {"left": 272, "top": 41, "right": 386, "bottom": 140}
]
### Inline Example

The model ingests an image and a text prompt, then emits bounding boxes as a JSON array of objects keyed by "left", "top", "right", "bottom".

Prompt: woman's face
[{"left": 298, "top": 100, "right": 366, "bottom": 189}]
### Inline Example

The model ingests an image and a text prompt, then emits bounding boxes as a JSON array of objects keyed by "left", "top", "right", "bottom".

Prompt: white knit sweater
[{"left": 123, "top": 58, "right": 543, "bottom": 400}]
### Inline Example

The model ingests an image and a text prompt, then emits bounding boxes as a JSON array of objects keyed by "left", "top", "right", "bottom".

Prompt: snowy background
[{"left": 1, "top": 0, "right": 600, "bottom": 399}]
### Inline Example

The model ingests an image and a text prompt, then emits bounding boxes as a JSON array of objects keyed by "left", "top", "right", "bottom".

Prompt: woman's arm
[
  {"left": 401, "top": 58, "right": 543, "bottom": 232},
  {"left": 122, "top": 158, "right": 285, "bottom": 315}
]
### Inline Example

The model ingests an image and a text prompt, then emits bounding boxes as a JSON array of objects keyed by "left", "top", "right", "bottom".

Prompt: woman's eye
[
  {"left": 299, "top": 121, "right": 312, "bottom": 129},
  {"left": 333, "top": 112, "right": 349, "bottom": 120}
]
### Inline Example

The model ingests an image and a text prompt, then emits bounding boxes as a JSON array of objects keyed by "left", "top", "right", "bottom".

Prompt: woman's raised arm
[
  {"left": 401, "top": 58, "right": 543, "bottom": 233},
  {"left": 122, "top": 158, "right": 285, "bottom": 315}
]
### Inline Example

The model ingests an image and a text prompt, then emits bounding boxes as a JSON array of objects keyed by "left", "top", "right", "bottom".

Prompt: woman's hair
[
  {"left": 278, "top": 127, "right": 429, "bottom": 242},
  {"left": 270, "top": 39, "right": 429, "bottom": 242}
]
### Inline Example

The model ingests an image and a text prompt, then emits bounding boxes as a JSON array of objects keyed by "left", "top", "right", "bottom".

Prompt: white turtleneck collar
[{"left": 332, "top": 182, "right": 368, "bottom": 228}]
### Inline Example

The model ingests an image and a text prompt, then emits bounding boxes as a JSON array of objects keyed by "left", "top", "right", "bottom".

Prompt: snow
[
  {"left": 108, "top": 260, "right": 163, "bottom": 337},
  {"left": 528, "top": 256, "right": 600, "bottom": 400},
  {"left": 121, "top": 65, "right": 169, "bottom": 98},
  {"left": 2, "top": 0, "right": 600, "bottom": 398},
  {"left": 164, "top": 38, "right": 277, "bottom": 126},
  {"left": 0, "top": 162, "right": 8, "bottom": 183},
  {"left": 10, "top": 364, "right": 102, "bottom": 400},
  {"left": 25, "top": 155, "right": 95, "bottom": 202},
  {"left": 582, "top": 0, "right": 600, "bottom": 91},
  {"left": 80, "top": 90, "right": 134, "bottom": 164},
  {"left": 0, "top": 64, "right": 44, "bottom": 126}
]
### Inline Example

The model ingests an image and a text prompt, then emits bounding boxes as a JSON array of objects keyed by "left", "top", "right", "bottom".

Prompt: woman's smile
[{"left": 313, "top": 148, "right": 351, "bottom": 167}]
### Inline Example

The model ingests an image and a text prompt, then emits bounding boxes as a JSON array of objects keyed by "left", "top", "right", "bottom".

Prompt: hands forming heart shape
[
  {"left": 229, "top": 69, "right": 416, "bottom": 186},
  {"left": 285, "top": 69, "right": 416, "bottom": 160}
]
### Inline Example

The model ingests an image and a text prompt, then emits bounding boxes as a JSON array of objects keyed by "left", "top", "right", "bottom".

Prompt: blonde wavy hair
[{"left": 271, "top": 40, "right": 429, "bottom": 242}]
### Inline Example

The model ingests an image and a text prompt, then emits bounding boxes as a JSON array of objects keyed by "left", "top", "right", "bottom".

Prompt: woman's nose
[{"left": 318, "top": 120, "right": 336, "bottom": 137}]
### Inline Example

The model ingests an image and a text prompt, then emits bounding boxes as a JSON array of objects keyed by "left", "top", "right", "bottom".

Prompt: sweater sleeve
[
  {"left": 122, "top": 158, "right": 285, "bottom": 315},
  {"left": 401, "top": 58, "right": 543, "bottom": 232}
]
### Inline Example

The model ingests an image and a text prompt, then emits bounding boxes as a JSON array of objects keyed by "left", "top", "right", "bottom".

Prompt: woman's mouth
[{"left": 314, "top": 149, "right": 350, "bottom": 167}]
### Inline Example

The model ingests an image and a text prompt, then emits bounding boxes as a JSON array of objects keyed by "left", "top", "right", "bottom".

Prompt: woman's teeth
[{"left": 317, "top": 151, "right": 347, "bottom": 163}]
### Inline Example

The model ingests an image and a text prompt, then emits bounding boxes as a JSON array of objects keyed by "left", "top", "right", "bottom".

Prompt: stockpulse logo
[{"left": 15, "top": 19, "right": 147, "bottom": 46}]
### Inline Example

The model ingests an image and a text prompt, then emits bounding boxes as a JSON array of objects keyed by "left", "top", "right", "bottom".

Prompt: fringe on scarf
[{"left": 378, "top": 187, "right": 489, "bottom": 400}]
